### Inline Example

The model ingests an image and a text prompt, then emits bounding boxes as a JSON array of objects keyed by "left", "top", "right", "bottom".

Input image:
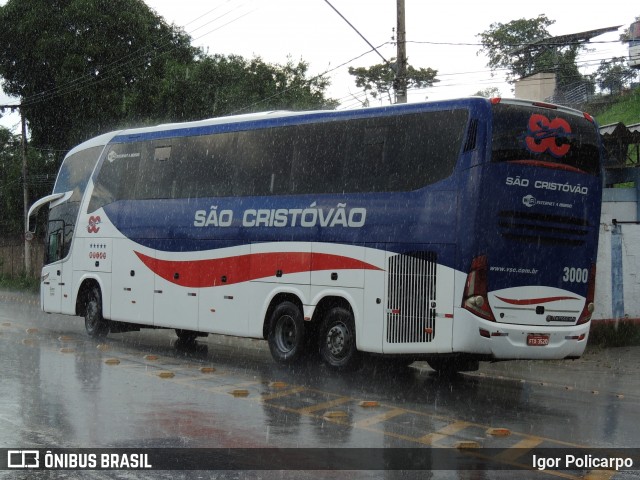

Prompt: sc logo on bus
[
  {"left": 87, "top": 216, "right": 101, "bottom": 234},
  {"left": 525, "top": 114, "right": 571, "bottom": 158}
]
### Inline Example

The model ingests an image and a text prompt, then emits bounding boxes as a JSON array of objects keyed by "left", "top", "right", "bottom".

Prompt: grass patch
[
  {"left": 0, "top": 273, "right": 40, "bottom": 293},
  {"left": 589, "top": 319, "right": 640, "bottom": 348},
  {"left": 592, "top": 87, "right": 640, "bottom": 126}
]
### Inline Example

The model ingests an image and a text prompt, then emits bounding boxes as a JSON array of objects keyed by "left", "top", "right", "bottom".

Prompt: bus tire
[
  {"left": 319, "top": 306, "right": 360, "bottom": 371},
  {"left": 175, "top": 329, "right": 199, "bottom": 343},
  {"left": 267, "top": 301, "right": 305, "bottom": 364},
  {"left": 427, "top": 357, "right": 479, "bottom": 376},
  {"left": 84, "top": 287, "right": 109, "bottom": 338}
]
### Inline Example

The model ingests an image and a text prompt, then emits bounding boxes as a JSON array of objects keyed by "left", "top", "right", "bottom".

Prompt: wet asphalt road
[{"left": 1, "top": 289, "right": 639, "bottom": 479}]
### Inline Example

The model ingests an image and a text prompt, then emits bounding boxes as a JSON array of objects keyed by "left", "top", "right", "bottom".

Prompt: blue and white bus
[{"left": 28, "top": 97, "right": 603, "bottom": 373}]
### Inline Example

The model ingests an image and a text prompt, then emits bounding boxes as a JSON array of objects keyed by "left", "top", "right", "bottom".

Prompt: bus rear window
[{"left": 491, "top": 103, "right": 601, "bottom": 176}]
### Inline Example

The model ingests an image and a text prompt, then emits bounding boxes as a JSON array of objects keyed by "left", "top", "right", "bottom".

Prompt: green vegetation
[
  {"left": 0, "top": 272, "right": 40, "bottom": 292},
  {"left": 0, "top": 0, "right": 338, "bottom": 156},
  {"left": 592, "top": 87, "right": 640, "bottom": 126},
  {"left": 589, "top": 319, "right": 640, "bottom": 348}
]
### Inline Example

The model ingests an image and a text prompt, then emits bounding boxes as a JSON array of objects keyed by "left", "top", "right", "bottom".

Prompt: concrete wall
[
  {"left": 594, "top": 188, "right": 640, "bottom": 321},
  {"left": 514, "top": 72, "right": 557, "bottom": 102}
]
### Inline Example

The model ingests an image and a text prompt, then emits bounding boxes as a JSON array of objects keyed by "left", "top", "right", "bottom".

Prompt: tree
[
  {"left": 477, "top": 15, "right": 588, "bottom": 89},
  {"left": 0, "top": 0, "right": 198, "bottom": 154},
  {"left": 348, "top": 59, "right": 438, "bottom": 105},
  {"left": 595, "top": 57, "right": 638, "bottom": 94},
  {"left": 477, "top": 15, "right": 556, "bottom": 83},
  {"left": 472, "top": 87, "right": 501, "bottom": 98},
  {"left": 0, "top": 0, "right": 338, "bottom": 158},
  {"left": 151, "top": 55, "right": 339, "bottom": 122},
  {"left": 0, "top": 128, "right": 55, "bottom": 237}
]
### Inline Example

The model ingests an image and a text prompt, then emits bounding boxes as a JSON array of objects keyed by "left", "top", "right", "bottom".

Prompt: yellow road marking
[
  {"left": 260, "top": 386, "right": 307, "bottom": 402},
  {"left": 492, "top": 437, "right": 543, "bottom": 462},
  {"left": 296, "top": 396, "right": 352, "bottom": 414},
  {"left": 584, "top": 470, "right": 617, "bottom": 480},
  {"left": 354, "top": 408, "right": 406, "bottom": 428},
  {"left": 417, "top": 421, "right": 471, "bottom": 446}
]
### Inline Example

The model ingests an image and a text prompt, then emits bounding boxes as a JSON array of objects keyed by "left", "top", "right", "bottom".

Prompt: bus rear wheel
[
  {"left": 268, "top": 301, "right": 305, "bottom": 365},
  {"left": 319, "top": 306, "right": 360, "bottom": 371},
  {"left": 84, "top": 287, "right": 109, "bottom": 338}
]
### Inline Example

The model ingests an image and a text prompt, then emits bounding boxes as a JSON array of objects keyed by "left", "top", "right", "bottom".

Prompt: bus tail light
[
  {"left": 462, "top": 255, "right": 495, "bottom": 321},
  {"left": 576, "top": 264, "right": 596, "bottom": 325}
]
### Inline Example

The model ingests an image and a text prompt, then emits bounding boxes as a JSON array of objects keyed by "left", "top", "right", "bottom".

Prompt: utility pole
[
  {"left": 395, "top": 0, "right": 407, "bottom": 104},
  {"left": 21, "top": 111, "right": 30, "bottom": 276}
]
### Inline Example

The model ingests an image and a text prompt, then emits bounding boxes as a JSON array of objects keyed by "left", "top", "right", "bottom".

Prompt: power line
[
  {"left": 322, "top": 0, "right": 392, "bottom": 69},
  {"left": 230, "top": 41, "right": 391, "bottom": 114}
]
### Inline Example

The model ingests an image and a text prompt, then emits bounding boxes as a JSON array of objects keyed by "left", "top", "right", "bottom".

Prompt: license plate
[{"left": 527, "top": 334, "right": 550, "bottom": 346}]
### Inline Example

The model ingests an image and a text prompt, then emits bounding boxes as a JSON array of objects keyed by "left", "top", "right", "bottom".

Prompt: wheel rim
[
  {"left": 325, "top": 322, "right": 351, "bottom": 359},
  {"left": 274, "top": 314, "right": 297, "bottom": 353}
]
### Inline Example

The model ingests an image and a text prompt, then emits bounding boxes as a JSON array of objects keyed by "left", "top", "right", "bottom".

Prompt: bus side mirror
[{"left": 26, "top": 191, "right": 71, "bottom": 237}]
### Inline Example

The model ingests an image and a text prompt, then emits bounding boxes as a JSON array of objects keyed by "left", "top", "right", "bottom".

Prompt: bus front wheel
[
  {"left": 268, "top": 301, "right": 305, "bottom": 364},
  {"left": 319, "top": 306, "right": 360, "bottom": 371},
  {"left": 84, "top": 287, "right": 109, "bottom": 338}
]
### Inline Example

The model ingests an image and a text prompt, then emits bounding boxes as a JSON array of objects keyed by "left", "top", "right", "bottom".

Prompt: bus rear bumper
[{"left": 452, "top": 308, "right": 590, "bottom": 360}]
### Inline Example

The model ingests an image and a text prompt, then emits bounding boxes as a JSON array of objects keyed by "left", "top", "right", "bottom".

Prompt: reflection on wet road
[{"left": 1, "top": 291, "right": 639, "bottom": 479}]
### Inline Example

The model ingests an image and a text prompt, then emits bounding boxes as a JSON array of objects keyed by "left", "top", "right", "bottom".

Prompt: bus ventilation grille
[
  {"left": 386, "top": 252, "right": 437, "bottom": 344},
  {"left": 498, "top": 210, "right": 589, "bottom": 247}
]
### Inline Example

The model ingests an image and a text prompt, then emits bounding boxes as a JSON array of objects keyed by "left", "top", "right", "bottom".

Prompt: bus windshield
[
  {"left": 491, "top": 103, "right": 601, "bottom": 176},
  {"left": 54, "top": 146, "right": 104, "bottom": 199}
]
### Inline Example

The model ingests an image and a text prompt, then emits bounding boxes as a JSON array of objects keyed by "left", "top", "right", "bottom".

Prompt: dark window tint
[
  {"left": 88, "top": 108, "right": 468, "bottom": 207},
  {"left": 54, "top": 146, "right": 104, "bottom": 201},
  {"left": 492, "top": 103, "right": 601, "bottom": 175},
  {"left": 88, "top": 143, "right": 145, "bottom": 211},
  {"left": 173, "top": 133, "right": 238, "bottom": 198},
  {"left": 46, "top": 202, "right": 81, "bottom": 262},
  {"left": 236, "top": 128, "right": 293, "bottom": 196},
  {"left": 135, "top": 144, "right": 175, "bottom": 200},
  {"left": 292, "top": 122, "right": 350, "bottom": 194},
  {"left": 291, "top": 110, "right": 467, "bottom": 194}
]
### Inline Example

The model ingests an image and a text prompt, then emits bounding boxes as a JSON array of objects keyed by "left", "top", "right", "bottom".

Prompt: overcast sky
[
  {"left": 0, "top": 0, "right": 637, "bottom": 130},
  {"left": 143, "top": 0, "right": 638, "bottom": 108}
]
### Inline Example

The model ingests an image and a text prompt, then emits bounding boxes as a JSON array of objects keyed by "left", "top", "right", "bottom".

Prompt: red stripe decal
[
  {"left": 495, "top": 295, "right": 579, "bottom": 306},
  {"left": 135, "top": 251, "right": 382, "bottom": 288},
  {"left": 507, "top": 159, "right": 586, "bottom": 174}
]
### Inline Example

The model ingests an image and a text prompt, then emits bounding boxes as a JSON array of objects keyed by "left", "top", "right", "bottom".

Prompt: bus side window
[
  {"left": 291, "top": 123, "right": 345, "bottom": 194},
  {"left": 235, "top": 128, "right": 292, "bottom": 197},
  {"left": 135, "top": 145, "right": 173, "bottom": 200},
  {"left": 343, "top": 123, "right": 389, "bottom": 193},
  {"left": 174, "top": 133, "right": 237, "bottom": 199}
]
